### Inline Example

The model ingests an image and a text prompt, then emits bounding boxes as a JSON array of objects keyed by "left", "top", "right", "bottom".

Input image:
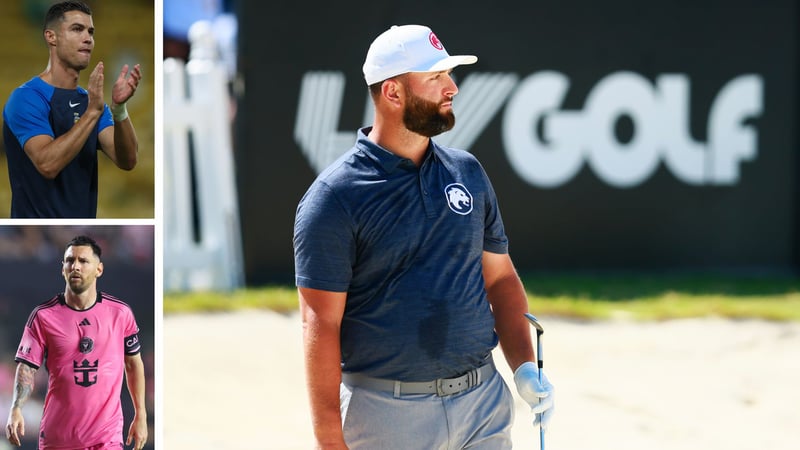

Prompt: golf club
[{"left": 524, "top": 312, "right": 545, "bottom": 450}]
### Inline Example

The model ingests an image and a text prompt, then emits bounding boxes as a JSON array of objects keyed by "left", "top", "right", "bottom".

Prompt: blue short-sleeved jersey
[
  {"left": 2, "top": 77, "right": 113, "bottom": 218},
  {"left": 294, "top": 127, "right": 509, "bottom": 381}
]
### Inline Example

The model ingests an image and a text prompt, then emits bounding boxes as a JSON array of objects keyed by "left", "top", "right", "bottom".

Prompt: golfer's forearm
[
  {"left": 487, "top": 279, "right": 535, "bottom": 371},
  {"left": 307, "top": 367, "right": 346, "bottom": 446},
  {"left": 310, "top": 407, "right": 346, "bottom": 448},
  {"left": 11, "top": 363, "right": 37, "bottom": 408},
  {"left": 304, "top": 325, "right": 346, "bottom": 446},
  {"left": 299, "top": 288, "right": 348, "bottom": 447},
  {"left": 496, "top": 316, "right": 535, "bottom": 371}
]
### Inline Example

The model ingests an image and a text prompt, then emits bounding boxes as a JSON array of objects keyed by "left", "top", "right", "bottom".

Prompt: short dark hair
[
  {"left": 368, "top": 82, "right": 383, "bottom": 99},
  {"left": 368, "top": 73, "right": 407, "bottom": 100},
  {"left": 44, "top": 1, "right": 92, "bottom": 32},
  {"left": 66, "top": 235, "right": 102, "bottom": 259}
]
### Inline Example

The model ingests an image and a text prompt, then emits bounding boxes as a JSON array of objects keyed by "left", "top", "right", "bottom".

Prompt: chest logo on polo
[{"left": 444, "top": 183, "right": 473, "bottom": 215}]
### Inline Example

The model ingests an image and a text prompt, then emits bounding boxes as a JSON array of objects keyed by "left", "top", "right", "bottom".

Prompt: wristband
[{"left": 111, "top": 102, "right": 128, "bottom": 122}]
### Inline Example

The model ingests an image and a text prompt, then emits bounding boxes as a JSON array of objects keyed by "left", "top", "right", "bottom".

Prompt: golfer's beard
[{"left": 403, "top": 93, "right": 455, "bottom": 138}]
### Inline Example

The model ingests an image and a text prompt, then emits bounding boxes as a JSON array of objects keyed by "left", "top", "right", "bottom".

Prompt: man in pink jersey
[{"left": 4, "top": 235, "right": 148, "bottom": 449}]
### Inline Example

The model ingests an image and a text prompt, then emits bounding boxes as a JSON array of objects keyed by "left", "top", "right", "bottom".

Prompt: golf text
[{"left": 295, "top": 71, "right": 763, "bottom": 188}]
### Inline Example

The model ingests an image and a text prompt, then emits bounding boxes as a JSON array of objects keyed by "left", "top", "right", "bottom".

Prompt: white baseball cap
[{"left": 362, "top": 25, "right": 478, "bottom": 85}]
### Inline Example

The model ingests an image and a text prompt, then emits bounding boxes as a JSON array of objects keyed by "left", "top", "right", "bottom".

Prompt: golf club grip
[{"left": 537, "top": 334, "right": 543, "bottom": 370}]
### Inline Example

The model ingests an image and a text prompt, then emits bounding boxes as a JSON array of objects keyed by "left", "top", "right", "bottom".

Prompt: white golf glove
[{"left": 513, "top": 361, "right": 555, "bottom": 429}]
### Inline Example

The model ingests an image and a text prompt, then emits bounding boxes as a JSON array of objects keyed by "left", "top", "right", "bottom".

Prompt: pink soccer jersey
[{"left": 14, "top": 292, "right": 141, "bottom": 449}]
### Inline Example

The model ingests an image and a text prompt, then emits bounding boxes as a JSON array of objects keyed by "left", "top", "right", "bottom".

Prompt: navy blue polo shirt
[
  {"left": 2, "top": 77, "right": 113, "bottom": 218},
  {"left": 294, "top": 127, "right": 509, "bottom": 381}
]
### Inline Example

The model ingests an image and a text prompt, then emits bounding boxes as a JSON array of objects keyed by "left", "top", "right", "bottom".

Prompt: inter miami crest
[
  {"left": 444, "top": 183, "right": 473, "bottom": 215},
  {"left": 79, "top": 337, "right": 94, "bottom": 354}
]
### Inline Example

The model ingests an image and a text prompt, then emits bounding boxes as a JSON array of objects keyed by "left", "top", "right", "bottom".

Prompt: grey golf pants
[{"left": 340, "top": 368, "right": 514, "bottom": 449}]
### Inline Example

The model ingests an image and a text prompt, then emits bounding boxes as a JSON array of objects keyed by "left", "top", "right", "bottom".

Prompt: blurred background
[
  {"left": 0, "top": 0, "right": 155, "bottom": 218},
  {"left": 0, "top": 225, "right": 155, "bottom": 450},
  {"left": 163, "top": 0, "right": 797, "bottom": 291}
]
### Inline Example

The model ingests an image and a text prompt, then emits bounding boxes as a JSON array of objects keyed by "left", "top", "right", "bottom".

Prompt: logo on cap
[{"left": 429, "top": 32, "right": 444, "bottom": 50}]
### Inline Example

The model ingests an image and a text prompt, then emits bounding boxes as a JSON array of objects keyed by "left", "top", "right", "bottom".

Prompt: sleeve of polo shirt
[
  {"left": 294, "top": 180, "right": 355, "bottom": 292},
  {"left": 480, "top": 166, "right": 509, "bottom": 254}
]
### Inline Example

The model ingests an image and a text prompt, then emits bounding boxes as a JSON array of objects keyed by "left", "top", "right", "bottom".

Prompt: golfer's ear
[{"left": 382, "top": 78, "right": 403, "bottom": 103}]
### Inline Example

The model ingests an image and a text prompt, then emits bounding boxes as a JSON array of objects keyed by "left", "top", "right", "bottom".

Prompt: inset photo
[
  {"left": 0, "top": 1, "right": 155, "bottom": 218},
  {"left": 0, "top": 225, "right": 155, "bottom": 450}
]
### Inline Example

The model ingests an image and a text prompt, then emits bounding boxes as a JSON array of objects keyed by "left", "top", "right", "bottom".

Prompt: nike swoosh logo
[{"left": 69, "top": 100, "right": 80, "bottom": 108}]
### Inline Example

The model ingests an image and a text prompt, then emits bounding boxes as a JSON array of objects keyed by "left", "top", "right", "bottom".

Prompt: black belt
[{"left": 341, "top": 357, "right": 495, "bottom": 397}]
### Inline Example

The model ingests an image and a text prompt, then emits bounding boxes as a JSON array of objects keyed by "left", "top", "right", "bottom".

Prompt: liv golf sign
[{"left": 295, "top": 70, "right": 763, "bottom": 189}]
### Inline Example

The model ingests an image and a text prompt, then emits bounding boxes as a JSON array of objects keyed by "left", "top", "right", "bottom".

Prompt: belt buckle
[
  {"left": 436, "top": 368, "right": 479, "bottom": 396},
  {"left": 436, "top": 378, "right": 453, "bottom": 396},
  {"left": 436, "top": 378, "right": 447, "bottom": 397}
]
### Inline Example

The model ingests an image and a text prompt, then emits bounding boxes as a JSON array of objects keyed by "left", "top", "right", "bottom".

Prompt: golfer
[
  {"left": 2, "top": 1, "right": 142, "bottom": 218},
  {"left": 294, "top": 24, "right": 554, "bottom": 449}
]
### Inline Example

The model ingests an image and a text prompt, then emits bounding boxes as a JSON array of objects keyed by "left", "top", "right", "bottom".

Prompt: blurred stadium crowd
[{"left": 0, "top": 225, "right": 153, "bottom": 264}]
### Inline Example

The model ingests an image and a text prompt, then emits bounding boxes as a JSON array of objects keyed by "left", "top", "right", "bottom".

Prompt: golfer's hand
[
  {"left": 125, "top": 414, "right": 148, "bottom": 450},
  {"left": 5, "top": 407, "right": 24, "bottom": 446},
  {"left": 87, "top": 62, "right": 105, "bottom": 114},
  {"left": 112, "top": 64, "right": 142, "bottom": 106},
  {"left": 514, "top": 361, "right": 555, "bottom": 429}
]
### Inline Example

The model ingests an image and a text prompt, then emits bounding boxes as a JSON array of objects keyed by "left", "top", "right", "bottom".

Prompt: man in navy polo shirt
[
  {"left": 2, "top": 1, "right": 142, "bottom": 218},
  {"left": 294, "top": 25, "right": 555, "bottom": 449}
]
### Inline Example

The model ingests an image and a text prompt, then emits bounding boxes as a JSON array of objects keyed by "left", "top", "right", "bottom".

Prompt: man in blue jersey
[
  {"left": 2, "top": 1, "right": 142, "bottom": 218},
  {"left": 294, "top": 25, "right": 555, "bottom": 449}
]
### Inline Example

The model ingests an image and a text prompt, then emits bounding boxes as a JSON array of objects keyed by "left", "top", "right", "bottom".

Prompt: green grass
[
  {"left": 163, "top": 285, "right": 300, "bottom": 314},
  {"left": 522, "top": 274, "right": 800, "bottom": 321},
  {"left": 163, "top": 274, "right": 800, "bottom": 322}
]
